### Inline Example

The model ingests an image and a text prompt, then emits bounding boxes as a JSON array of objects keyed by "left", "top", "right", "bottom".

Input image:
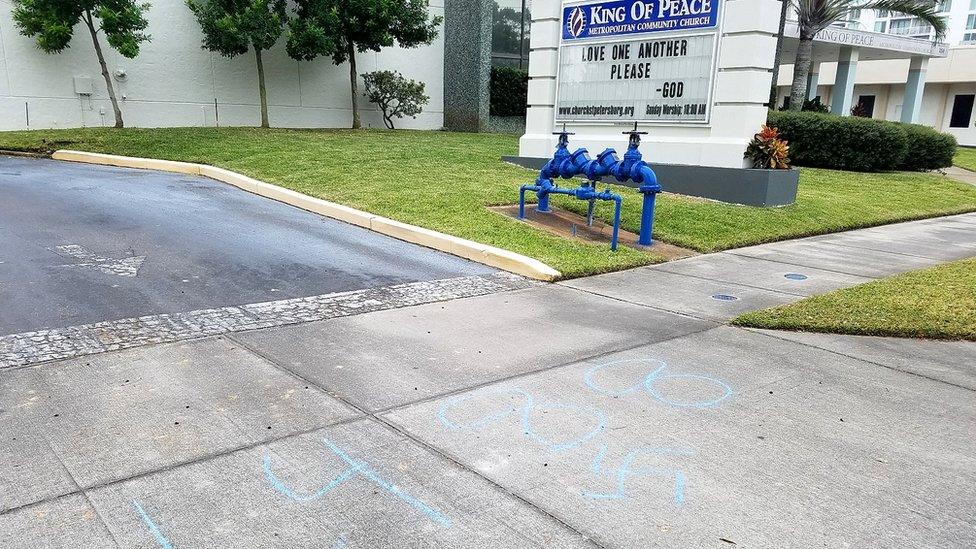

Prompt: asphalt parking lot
[{"left": 0, "top": 155, "right": 492, "bottom": 334}]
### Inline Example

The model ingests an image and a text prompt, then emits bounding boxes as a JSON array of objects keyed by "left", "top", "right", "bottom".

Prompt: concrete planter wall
[{"left": 503, "top": 157, "right": 800, "bottom": 207}]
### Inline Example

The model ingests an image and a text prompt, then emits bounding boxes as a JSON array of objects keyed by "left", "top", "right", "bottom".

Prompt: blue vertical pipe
[{"left": 639, "top": 192, "right": 656, "bottom": 246}]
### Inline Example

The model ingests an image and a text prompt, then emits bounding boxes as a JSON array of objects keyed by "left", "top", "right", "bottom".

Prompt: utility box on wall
[
  {"left": 73, "top": 76, "right": 94, "bottom": 96},
  {"left": 519, "top": 0, "right": 781, "bottom": 169}
]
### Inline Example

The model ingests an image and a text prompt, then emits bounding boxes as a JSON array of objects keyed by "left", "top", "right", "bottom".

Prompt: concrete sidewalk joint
[
  {"left": 0, "top": 273, "right": 537, "bottom": 369},
  {"left": 50, "top": 150, "right": 562, "bottom": 281}
]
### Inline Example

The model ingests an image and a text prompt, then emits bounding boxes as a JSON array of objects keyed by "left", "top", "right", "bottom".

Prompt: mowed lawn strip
[
  {"left": 956, "top": 147, "right": 976, "bottom": 172},
  {"left": 3, "top": 127, "right": 976, "bottom": 277},
  {"left": 733, "top": 258, "right": 976, "bottom": 341}
]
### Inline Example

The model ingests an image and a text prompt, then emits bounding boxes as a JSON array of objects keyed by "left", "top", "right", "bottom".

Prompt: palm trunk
[
  {"left": 83, "top": 11, "right": 123, "bottom": 128},
  {"left": 768, "top": 0, "right": 789, "bottom": 108},
  {"left": 348, "top": 42, "right": 361, "bottom": 129},
  {"left": 788, "top": 35, "right": 814, "bottom": 112},
  {"left": 255, "top": 47, "right": 269, "bottom": 128}
]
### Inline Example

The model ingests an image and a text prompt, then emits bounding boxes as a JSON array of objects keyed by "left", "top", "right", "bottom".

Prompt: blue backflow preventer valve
[{"left": 518, "top": 123, "right": 661, "bottom": 250}]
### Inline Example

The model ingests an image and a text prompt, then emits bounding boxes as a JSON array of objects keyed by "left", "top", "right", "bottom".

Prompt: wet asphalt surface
[{"left": 0, "top": 155, "right": 492, "bottom": 334}]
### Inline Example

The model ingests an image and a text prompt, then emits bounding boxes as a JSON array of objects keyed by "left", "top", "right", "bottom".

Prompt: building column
[
  {"left": 900, "top": 56, "right": 928, "bottom": 124},
  {"left": 806, "top": 61, "right": 821, "bottom": 101},
  {"left": 443, "top": 0, "right": 492, "bottom": 132},
  {"left": 830, "top": 46, "right": 859, "bottom": 116}
]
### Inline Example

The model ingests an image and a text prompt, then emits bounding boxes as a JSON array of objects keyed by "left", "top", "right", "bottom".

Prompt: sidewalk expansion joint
[{"left": 0, "top": 272, "right": 538, "bottom": 370}]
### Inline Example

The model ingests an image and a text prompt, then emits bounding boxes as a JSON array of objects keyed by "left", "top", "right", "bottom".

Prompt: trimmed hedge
[
  {"left": 767, "top": 110, "right": 957, "bottom": 172},
  {"left": 490, "top": 67, "right": 528, "bottom": 117},
  {"left": 899, "top": 123, "right": 958, "bottom": 171}
]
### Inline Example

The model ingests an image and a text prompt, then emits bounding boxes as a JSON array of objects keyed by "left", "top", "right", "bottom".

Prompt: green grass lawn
[
  {"left": 733, "top": 258, "right": 976, "bottom": 341},
  {"left": 3, "top": 127, "right": 976, "bottom": 278},
  {"left": 956, "top": 147, "right": 976, "bottom": 172}
]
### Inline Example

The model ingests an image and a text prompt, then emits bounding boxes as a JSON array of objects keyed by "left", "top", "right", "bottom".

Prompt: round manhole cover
[
  {"left": 711, "top": 294, "right": 739, "bottom": 302},
  {"left": 784, "top": 273, "right": 809, "bottom": 281}
]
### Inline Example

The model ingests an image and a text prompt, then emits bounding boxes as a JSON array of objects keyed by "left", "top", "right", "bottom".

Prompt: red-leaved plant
[{"left": 745, "top": 125, "right": 791, "bottom": 169}]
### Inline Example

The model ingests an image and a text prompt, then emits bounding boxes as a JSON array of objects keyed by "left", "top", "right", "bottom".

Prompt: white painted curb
[{"left": 51, "top": 150, "right": 562, "bottom": 281}]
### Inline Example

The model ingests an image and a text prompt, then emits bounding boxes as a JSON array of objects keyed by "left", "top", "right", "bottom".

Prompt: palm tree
[{"left": 787, "top": 0, "right": 947, "bottom": 111}]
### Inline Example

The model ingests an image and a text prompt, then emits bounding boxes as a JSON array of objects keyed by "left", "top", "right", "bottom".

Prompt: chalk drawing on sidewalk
[
  {"left": 584, "top": 445, "right": 693, "bottom": 505},
  {"left": 132, "top": 500, "right": 174, "bottom": 549},
  {"left": 437, "top": 387, "right": 607, "bottom": 453},
  {"left": 263, "top": 438, "right": 452, "bottom": 528},
  {"left": 584, "top": 358, "right": 733, "bottom": 409}
]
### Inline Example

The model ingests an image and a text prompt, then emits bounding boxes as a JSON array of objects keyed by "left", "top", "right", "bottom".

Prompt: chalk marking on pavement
[
  {"left": 263, "top": 438, "right": 452, "bottom": 528},
  {"left": 0, "top": 272, "right": 536, "bottom": 369},
  {"left": 132, "top": 500, "right": 174, "bottom": 549},
  {"left": 585, "top": 446, "right": 693, "bottom": 505},
  {"left": 584, "top": 358, "right": 733, "bottom": 409},
  {"left": 437, "top": 387, "right": 607, "bottom": 453}
]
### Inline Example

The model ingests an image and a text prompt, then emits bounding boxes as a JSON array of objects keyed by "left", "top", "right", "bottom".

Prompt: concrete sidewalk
[{"left": 1, "top": 214, "right": 974, "bottom": 548}]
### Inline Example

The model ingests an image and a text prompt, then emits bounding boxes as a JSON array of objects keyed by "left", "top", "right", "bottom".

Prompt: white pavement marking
[
  {"left": 50, "top": 244, "right": 147, "bottom": 277},
  {"left": 0, "top": 273, "right": 536, "bottom": 369}
]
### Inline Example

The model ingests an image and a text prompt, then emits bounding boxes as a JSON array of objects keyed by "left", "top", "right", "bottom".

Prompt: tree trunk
[
  {"left": 768, "top": 0, "right": 789, "bottom": 109},
  {"left": 255, "top": 48, "right": 269, "bottom": 128},
  {"left": 788, "top": 35, "right": 814, "bottom": 112},
  {"left": 83, "top": 12, "right": 123, "bottom": 128},
  {"left": 348, "top": 42, "right": 361, "bottom": 129}
]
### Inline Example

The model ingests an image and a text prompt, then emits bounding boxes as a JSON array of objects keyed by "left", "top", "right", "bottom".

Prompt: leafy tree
[
  {"left": 12, "top": 0, "right": 150, "bottom": 128},
  {"left": 287, "top": 0, "right": 442, "bottom": 129},
  {"left": 362, "top": 70, "right": 428, "bottom": 128},
  {"left": 186, "top": 0, "right": 286, "bottom": 128},
  {"left": 787, "top": 0, "right": 946, "bottom": 111}
]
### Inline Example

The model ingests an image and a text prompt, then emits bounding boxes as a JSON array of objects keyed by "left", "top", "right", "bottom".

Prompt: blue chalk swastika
[
  {"left": 437, "top": 387, "right": 607, "bottom": 453},
  {"left": 263, "top": 438, "right": 452, "bottom": 528},
  {"left": 585, "top": 445, "right": 693, "bottom": 505},
  {"left": 584, "top": 358, "right": 733, "bottom": 408}
]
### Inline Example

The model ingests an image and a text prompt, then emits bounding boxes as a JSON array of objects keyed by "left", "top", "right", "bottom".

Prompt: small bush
[
  {"left": 769, "top": 110, "right": 908, "bottom": 171},
  {"left": 745, "top": 125, "right": 791, "bottom": 169},
  {"left": 490, "top": 67, "right": 528, "bottom": 117},
  {"left": 361, "top": 70, "right": 429, "bottom": 129},
  {"left": 897, "top": 123, "right": 958, "bottom": 171}
]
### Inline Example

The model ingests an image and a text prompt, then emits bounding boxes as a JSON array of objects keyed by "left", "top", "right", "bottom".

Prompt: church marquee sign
[{"left": 555, "top": 0, "right": 722, "bottom": 124}]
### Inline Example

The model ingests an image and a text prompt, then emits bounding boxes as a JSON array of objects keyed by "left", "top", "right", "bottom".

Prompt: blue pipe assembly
[{"left": 518, "top": 125, "right": 661, "bottom": 250}]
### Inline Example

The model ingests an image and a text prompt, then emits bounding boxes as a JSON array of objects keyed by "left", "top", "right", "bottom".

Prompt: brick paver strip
[{"left": 0, "top": 273, "right": 536, "bottom": 369}]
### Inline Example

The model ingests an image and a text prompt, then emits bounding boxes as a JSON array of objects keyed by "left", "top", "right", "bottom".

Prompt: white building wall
[{"left": 0, "top": 0, "right": 446, "bottom": 130}]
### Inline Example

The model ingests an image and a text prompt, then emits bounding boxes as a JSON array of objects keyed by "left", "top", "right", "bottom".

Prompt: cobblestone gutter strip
[{"left": 0, "top": 273, "right": 537, "bottom": 369}]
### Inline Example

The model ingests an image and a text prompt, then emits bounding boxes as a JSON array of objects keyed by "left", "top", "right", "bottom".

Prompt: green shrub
[
  {"left": 768, "top": 110, "right": 907, "bottom": 171},
  {"left": 768, "top": 110, "right": 957, "bottom": 172},
  {"left": 897, "top": 123, "right": 958, "bottom": 171},
  {"left": 490, "top": 67, "right": 528, "bottom": 117},
  {"left": 362, "top": 70, "right": 429, "bottom": 129}
]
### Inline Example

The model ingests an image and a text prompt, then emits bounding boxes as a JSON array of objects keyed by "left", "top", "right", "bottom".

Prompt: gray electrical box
[{"left": 73, "top": 76, "right": 94, "bottom": 96}]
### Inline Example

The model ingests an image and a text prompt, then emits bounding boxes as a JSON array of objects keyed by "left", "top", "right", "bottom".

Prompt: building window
[
  {"left": 949, "top": 95, "right": 975, "bottom": 128},
  {"left": 491, "top": 0, "right": 531, "bottom": 68},
  {"left": 965, "top": 14, "right": 976, "bottom": 44},
  {"left": 874, "top": 21, "right": 887, "bottom": 33}
]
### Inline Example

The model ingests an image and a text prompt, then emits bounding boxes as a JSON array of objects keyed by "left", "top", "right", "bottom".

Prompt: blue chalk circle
[
  {"left": 645, "top": 372, "right": 734, "bottom": 409},
  {"left": 784, "top": 273, "right": 808, "bottom": 280},
  {"left": 710, "top": 293, "right": 739, "bottom": 301},
  {"left": 520, "top": 400, "right": 607, "bottom": 453},
  {"left": 584, "top": 358, "right": 667, "bottom": 397},
  {"left": 584, "top": 446, "right": 693, "bottom": 505},
  {"left": 584, "top": 358, "right": 733, "bottom": 408},
  {"left": 263, "top": 439, "right": 452, "bottom": 528},
  {"left": 132, "top": 500, "right": 174, "bottom": 549},
  {"left": 437, "top": 387, "right": 608, "bottom": 454}
]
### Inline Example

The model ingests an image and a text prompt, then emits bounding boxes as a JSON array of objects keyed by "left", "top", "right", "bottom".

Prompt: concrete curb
[{"left": 50, "top": 150, "right": 562, "bottom": 281}]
